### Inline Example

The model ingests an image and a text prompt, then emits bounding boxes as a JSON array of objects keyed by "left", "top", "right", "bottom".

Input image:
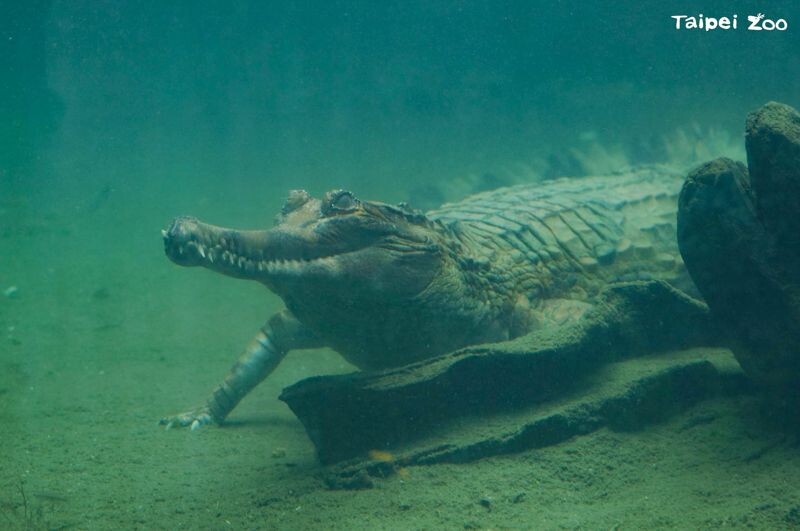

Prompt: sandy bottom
[{"left": 2, "top": 198, "right": 800, "bottom": 530}]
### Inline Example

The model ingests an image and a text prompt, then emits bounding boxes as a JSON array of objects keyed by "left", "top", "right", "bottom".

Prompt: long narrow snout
[
  {"left": 163, "top": 190, "right": 443, "bottom": 300},
  {"left": 163, "top": 216, "right": 278, "bottom": 279},
  {"left": 162, "top": 215, "right": 343, "bottom": 283}
]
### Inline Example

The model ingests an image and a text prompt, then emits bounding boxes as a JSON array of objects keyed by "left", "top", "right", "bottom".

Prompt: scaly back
[{"left": 428, "top": 166, "right": 690, "bottom": 300}]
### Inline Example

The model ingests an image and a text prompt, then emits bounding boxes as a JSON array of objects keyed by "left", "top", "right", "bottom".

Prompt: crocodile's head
[{"left": 163, "top": 189, "right": 443, "bottom": 310}]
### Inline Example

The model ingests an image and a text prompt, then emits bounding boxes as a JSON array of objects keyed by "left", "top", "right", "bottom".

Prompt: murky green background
[{"left": 3, "top": 1, "right": 800, "bottom": 528}]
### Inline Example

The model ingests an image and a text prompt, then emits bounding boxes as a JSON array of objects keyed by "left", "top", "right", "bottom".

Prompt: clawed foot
[{"left": 159, "top": 405, "right": 216, "bottom": 431}]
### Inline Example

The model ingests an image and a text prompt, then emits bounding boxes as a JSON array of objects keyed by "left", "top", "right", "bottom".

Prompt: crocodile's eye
[
  {"left": 331, "top": 191, "right": 356, "bottom": 210},
  {"left": 323, "top": 190, "right": 359, "bottom": 215}
]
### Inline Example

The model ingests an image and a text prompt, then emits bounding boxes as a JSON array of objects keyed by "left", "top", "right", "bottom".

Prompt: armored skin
[{"left": 160, "top": 166, "right": 690, "bottom": 429}]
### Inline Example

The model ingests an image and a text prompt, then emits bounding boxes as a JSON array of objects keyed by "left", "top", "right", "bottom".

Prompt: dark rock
[
  {"left": 281, "top": 280, "right": 724, "bottom": 465},
  {"left": 746, "top": 102, "right": 800, "bottom": 277},
  {"left": 677, "top": 102, "right": 800, "bottom": 397}
]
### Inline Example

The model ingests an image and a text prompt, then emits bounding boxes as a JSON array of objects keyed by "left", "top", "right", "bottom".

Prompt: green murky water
[{"left": 3, "top": 2, "right": 800, "bottom": 528}]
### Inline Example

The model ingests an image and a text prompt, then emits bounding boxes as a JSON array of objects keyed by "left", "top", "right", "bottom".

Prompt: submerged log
[
  {"left": 323, "top": 348, "right": 745, "bottom": 489},
  {"left": 281, "top": 281, "right": 722, "bottom": 465}
]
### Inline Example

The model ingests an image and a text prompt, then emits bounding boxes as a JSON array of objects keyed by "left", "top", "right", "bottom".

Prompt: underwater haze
[{"left": 3, "top": 1, "right": 800, "bottom": 529}]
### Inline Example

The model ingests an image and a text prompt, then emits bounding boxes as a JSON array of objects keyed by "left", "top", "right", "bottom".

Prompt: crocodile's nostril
[{"left": 165, "top": 218, "right": 192, "bottom": 243}]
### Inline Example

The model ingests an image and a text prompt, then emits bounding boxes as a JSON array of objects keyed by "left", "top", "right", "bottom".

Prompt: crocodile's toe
[{"left": 160, "top": 406, "right": 214, "bottom": 430}]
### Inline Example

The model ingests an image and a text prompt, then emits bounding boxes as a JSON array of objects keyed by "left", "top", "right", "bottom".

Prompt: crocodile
[{"left": 160, "top": 165, "right": 691, "bottom": 430}]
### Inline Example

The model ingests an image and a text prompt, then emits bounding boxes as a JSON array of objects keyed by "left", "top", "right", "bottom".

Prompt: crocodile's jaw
[
  {"left": 163, "top": 215, "right": 343, "bottom": 283},
  {"left": 163, "top": 194, "right": 444, "bottom": 303}
]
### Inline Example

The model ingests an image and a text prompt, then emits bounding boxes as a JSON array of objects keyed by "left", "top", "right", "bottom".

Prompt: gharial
[{"left": 160, "top": 166, "right": 693, "bottom": 430}]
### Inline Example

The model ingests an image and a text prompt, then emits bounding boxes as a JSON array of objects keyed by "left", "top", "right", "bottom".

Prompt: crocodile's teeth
[
  {"left": 198, "top": 246, "right": 206, "bottom": 258},
  {"left": 208, "top": 253, "right": 215, "bottom": 264},
  {"left": 161, "top": 229, "right": 167, "bottom": 238}
]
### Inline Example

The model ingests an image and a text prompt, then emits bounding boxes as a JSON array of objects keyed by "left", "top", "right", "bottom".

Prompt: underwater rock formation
[
  {"left": 746, "top": 102, "right": 800, "bottom": 281},
  {"left": 677, "top": 102, "right": 800, "bottom": 398}
]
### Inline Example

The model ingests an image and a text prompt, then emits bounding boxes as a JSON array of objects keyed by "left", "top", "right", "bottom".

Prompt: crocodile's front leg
[{"left": 160, "top": 310, "right": 321, "bottom": 430}]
